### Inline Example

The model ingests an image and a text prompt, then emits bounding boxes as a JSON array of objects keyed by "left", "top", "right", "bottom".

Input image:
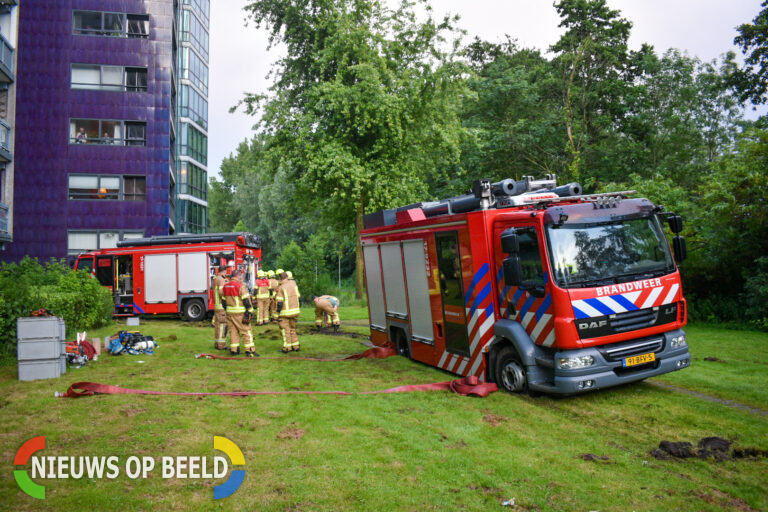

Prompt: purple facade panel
[{"left": 4, "top": 0, "right": 172, "bottom": 262}]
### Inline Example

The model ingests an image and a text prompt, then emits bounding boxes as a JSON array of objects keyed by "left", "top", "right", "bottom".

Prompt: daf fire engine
[
  {"left": 73, "top": 232, "right": 262, "bottom": 321},
  {"left": 360, "top": 176, "right": 691, "bottom": 394}
]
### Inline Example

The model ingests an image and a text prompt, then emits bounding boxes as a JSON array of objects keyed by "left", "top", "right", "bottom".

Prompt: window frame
[
  {"left": 69, "top": 118, "right": 147, "bottom": 147},
  {"left": 71, "top": 64, "right": 148, "bottom": 92},
  {"left": 68, "top": 174, "right": 147, "bottom": 201},
  {"left": 67, "top": 229, "right": 145, "bottom": 256},
  {"left": 73, "top": 10, "right": 150, "bottom": 39}
]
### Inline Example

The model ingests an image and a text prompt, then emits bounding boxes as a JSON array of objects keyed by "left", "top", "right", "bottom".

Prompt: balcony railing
[{"left": 0, "top": 31, "right": 14, "bottom": 83}]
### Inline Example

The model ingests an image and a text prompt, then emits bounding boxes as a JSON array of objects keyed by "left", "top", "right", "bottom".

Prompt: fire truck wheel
[
  {"left": 495, "top": 346, "right": 529, "bottom": 394},
  {"left": 182, "top": 299, "right": 206, "bottom": 322}
]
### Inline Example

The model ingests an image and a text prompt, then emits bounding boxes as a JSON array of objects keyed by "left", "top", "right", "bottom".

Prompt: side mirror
[
  {"left": 503, "top": 256, "right": 523, "bottom": 286},
  {"left": 673, "top": 236, "right": 687, "bottom": 263},
  {"left": 667, "top": 215, "right": 683, "bottom": 234},
  {"left": 500, "top": 229, "right": 519, "bottom": 254}
]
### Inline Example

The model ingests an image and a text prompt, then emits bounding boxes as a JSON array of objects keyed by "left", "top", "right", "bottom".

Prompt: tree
[
  {"left": 238, "top": 0, "right": 467, "bottom": 297},
  {"left": 732, "top": 1, "right": 768, "bottom": 106}
]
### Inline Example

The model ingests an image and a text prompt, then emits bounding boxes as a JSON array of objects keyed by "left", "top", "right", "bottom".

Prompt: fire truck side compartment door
[
  {"left": 178, "top": 252, "right": 208, "bottom": 293},
  {"left": 363, "top": 244, "right": 386, "bottom": 331},
  {"left": 380, "top": 242, "right": 408, "bottom": 319},
  {"left": 402, "top": 240, "right": 433, "bottom": 344},
  {"left": 145, "top": 254, "right": 177, "bottom": 303}
]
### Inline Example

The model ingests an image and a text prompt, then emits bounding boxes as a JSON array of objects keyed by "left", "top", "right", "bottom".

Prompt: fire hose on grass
[{"left": 56, "top": 343, "right": 499, "bottom": 398}]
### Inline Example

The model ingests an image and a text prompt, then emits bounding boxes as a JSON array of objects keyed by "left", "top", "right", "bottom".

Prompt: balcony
[
  {"left": 0, "top": 201, "right": 10, "bottom": 242},
  {"left": 0, "top": 118, "right": 10, "bottom": 162},
  {"left": 0, "top": 31, "right": 13, "bottom": 83}
]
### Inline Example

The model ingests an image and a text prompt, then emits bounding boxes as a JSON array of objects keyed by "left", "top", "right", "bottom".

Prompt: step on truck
[
  {"left": 360, "top": 176, "right": 691, "bottom": 394},
  {"left": 73, "top": 232, "right": 262, "bottom": 321}
]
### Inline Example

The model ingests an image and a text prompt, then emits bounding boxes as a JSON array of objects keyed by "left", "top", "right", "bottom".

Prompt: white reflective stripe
[
  {"left": 448, "top": 355, "right": 459, "bottom": 372},
  {"left": 469, "top": 339, "right": 493, "bottom": 376},
  {"left": 600, "top": 296, "right": 628, "bottom": 313},
  {"left": 530, "top": 314, "right": 552, "bottom": 341},
  {"left": 457, "top": 358, "right": 468, "bottom": 375},
  {"left": 521, "top": 312, "right": 535, "bottom": 329},
  {"left": 572, "top": 300, "right": 603, "bottom": 318},
  {"left": 624, "top": 291, "right": 641, "bottom": 304},
  {"left": 641, "top": 287, "right": 663, "bottom": 309},
  {"left": 542, "top": 330, "right": 556, "bottom": 347},
  {"left": 466, "top": 308, "right": 482, "bottom": 334},
  {"left": 470, "top": 315, "right": 495, "bottom": 354},
  {"left": 438, "top": 351, "right": 449, "bottom": 368},
  {"left": 662, "top": 283, "right": 680, "bottom": 305}
]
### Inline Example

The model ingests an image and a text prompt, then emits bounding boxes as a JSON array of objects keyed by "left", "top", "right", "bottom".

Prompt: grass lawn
[{"left": 1, "top": 309, "right": 766, "bottom": 511}]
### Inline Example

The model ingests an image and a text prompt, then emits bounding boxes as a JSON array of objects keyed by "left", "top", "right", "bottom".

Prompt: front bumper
[{"left": 545, "top": 329, "right": 690, "bottom": 394}]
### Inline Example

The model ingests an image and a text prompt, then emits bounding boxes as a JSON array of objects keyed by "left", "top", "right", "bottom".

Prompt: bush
[{"left": 0, "top": 257, "right": 113, "bottom": 354}]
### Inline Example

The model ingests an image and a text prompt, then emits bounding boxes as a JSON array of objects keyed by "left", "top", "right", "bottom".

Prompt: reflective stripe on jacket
[
  {"left": 223, "top": 280, "right": 252, "bottom": 313},
  {"left": 255, "top": 278, "right": 271, "bottom": 299},
  {"left": 213, "top": 274, "right": 227, "bottom": 310},
  {"left": 276, "top": 280, "right": 301, "bottom": 317}
]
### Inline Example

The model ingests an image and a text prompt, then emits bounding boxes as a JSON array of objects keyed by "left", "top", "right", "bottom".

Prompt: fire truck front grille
[
  {"left": 598, "top": 337, "right": 664, "bottom": 362},
  {"left": 609, "top": 308, "right": 658, "bottom": 333}
]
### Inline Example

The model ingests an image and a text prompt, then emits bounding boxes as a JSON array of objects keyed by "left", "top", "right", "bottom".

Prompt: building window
[
  {"left": 69, "top": 119, "right": 146, "bottom": 146},
  {"left": 178, "top": 47, "right": 208, "bottom": 95},
  {"left": 177, "top": 123, "right": 207, "bottom": 165},
  {"left": 68, "top": 230, "right": 145, "bottom": 256},
  {"left": 71, "top": 64, "right": 147, "bottom": 92},
  {"left": 124, "top": 176, "right": 146, "bottom": 201},
  {"left": 183, "top": 0, "right": 210, "bottom": 27},
  {"left": 0, "top": 165, "right": 5, "bottom": 204},
  {"left": 73, "top": 10, "right": 149, "bottom": 39},
  {"left": 178, "top": 200, "right": 208, "bottom": 234},
  {"left": 178, "top": 161, "right": 207, "bottom": 201},
  {"left": 178, "top": 84, "right": 208, "bottom": 129},
  {"left": 68, "top": 175, "right": 146, "bottom": 201},
  {"left": 179, "top": 9, "right": 209, "bottom": 61}
]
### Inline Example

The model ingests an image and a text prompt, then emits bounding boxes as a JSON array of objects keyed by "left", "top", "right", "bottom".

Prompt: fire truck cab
[{"left": 360, "top": 176, "right": 691, "bottom": 395}]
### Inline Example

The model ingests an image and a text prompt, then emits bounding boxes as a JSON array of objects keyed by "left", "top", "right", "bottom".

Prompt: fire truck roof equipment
[{"left": 116, "top": 232, "right": 261, "bottom": 249}]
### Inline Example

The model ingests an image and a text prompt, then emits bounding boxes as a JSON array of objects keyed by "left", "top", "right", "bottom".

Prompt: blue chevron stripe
[
  {"left": 470, "top": 282, "right": 491, "bottom": 318},
  {"left": 464, "top": 263, "right": 490, "bottom": 307},
  {"left": 584, "top": 298, "right": 615, "bottom": 316},
  {"left": 611, "top": 294, "right": 639, "bottom": 311},
  {"left": 519, "top": 295, "right": 536, "bottom": 319},
  {"left": 535, "top": 294, "right": 552, "bottom": 321}
]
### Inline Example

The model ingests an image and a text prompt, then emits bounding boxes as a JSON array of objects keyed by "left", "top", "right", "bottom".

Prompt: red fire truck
[
  {"left": 73, "top": 232, "right": 262, "bottom": 321},
  {"left": 360, "top": 176, "right": 691, "bottom": 394}
]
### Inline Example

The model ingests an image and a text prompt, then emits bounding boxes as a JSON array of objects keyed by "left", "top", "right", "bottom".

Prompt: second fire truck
[{"left": 360, "top": 176, "right": 691, "bottom": 394}]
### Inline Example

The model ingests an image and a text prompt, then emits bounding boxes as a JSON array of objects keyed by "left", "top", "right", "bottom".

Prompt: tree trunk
[{"left": 354, "top": 201, "right": 365, "bottom": 300}]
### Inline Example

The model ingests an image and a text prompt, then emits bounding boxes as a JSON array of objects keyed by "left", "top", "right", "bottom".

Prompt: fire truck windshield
[{"left": 546, "top": 216, "right": 675, "bottom": 288}]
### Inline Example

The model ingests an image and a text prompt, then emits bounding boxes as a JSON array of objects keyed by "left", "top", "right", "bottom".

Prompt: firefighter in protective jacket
[
  {"left": 314, "top": 295, "right": 340, "bottom": 332},
  {"left": 268, "top": 270, "right": 280, "bottom": 323},
  {"left": 276, "top": 270, "right": 301, "bottom": 352},
  {"left": 212, "top": 264, "right": 229, "bottom": 349},
  {"left": 221, "top": 269, "right": 258, "bottom": 357},
  {"left": 255, "top": 270, "right": 271, "bottom": 325}
]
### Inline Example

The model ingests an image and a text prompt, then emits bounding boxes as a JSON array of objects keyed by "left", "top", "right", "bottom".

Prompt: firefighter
[
  {"left": 313, "top": 295, "right": 340, "bottom": 332},
  {"left": 276, "top": 270, "right": 301, "bottom": 352},
  {"left": 221, "top": 269, "right": 258, "bottom": 357},
  {"left": 255, "top": 270, "right": 271, "bottom": 325},
  {"left": 268, "top": 269, "right": 280, "bottom": 323},
  {"left": 212, "top": 264, "right": 229, "bottom": 349}
]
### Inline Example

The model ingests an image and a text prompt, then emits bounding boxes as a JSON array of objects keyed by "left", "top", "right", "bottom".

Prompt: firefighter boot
[
  {"left": 230, "top": 347, "right": 241, "bottom": 356},
  {"left": 333, "top": 324, "right": 340, "bottom": 333},
  {"left": 293, "top": 345, "right": 300, "bottom": 352},
  {"left": 280, "top": 348, "right": 291, "bottom": 354}
]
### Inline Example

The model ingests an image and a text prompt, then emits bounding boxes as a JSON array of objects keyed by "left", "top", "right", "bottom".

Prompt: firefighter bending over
[
  {"left": 255, "top": 270, "right": 271, "bottom": 325},
  {"left": 212, "top": 264, "right": 229, "bottom": 350},
  {"left": 222, "top": 269, "right": 258, "bottom": 357},
  {"left": 314, "top": 295, "right": 340, "bottom": 332},
  {"left": 276, "top": 270, "right": 301, "bottom": 353}
]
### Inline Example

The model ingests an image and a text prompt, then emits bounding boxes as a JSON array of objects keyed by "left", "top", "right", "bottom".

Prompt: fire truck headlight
[
  {"left": 670, "top": 335, "right": 687, "bottom": 349},
  {"left": 558, "top": 355, "right": 595, "bottom": 370}
]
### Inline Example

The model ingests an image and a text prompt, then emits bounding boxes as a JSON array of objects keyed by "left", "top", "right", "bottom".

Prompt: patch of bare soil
[
  {"left": 482, "top": 413, "right": 507, "bottom": 427},
  {"left": 651, "top": 436, "right": 767, "bottom": 462},
  {"left": 277, "top": 428, "right": 306, "bottom": 440},
  {"left": 580, "top": 453, "right": 611, "bottom": 462}
]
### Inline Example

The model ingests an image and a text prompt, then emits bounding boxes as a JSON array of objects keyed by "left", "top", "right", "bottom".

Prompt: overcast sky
[{"left": 208, "top": 0, "right": 765, "bottom": 179}]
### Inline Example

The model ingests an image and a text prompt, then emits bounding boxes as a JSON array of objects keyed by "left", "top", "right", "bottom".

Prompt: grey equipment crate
[
  {"left": 17, "top": 339, "right": 62, "bottom": 360},
  {"left": 17, "top": 317, "right": 65, "bottom": 341},
  {"left": 18, "top": 359, "right": 61, "bottom": 381}
]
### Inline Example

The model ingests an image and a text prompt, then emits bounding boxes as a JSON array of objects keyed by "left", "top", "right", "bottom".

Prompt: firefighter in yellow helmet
[
  {"left": 255, "top": 270, "right": 271, "bottom": 325},
  {"left": 221, "top": 269, "right": 258, "bottom": 357},
  {"left": 268, "top": 269, "right": 280, "bottom": 323},
  {"left": 212, "top": 264, "right": 229, "bottom": 349},
  {"left": 314, "top": 295, "right": 340, "bottom": 332},
  {"left": 276, "top": 270, "right": 301, "bottom": 352}
]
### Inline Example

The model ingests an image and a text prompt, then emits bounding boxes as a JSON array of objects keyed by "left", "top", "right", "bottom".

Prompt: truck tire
[
  {"left": 495, "top": 346, "right": 529, "bottom": 394},
  {"left": 182, "top": 299, "right": 206, "bottom": 322}
]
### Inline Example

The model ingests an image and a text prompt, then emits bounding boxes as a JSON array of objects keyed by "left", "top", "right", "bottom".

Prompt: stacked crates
[{"left": 17, "top": 317, "right": 66, "bottom": 381}]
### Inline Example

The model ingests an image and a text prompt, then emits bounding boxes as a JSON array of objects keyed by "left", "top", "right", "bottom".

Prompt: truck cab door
[{"left": 435, "top": 231, "right": 470, "bottom": 357}]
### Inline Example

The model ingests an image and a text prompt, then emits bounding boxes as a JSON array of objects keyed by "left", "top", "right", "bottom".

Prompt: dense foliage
[
  {"left": 213, "top": 0, "right": 768, "bottom": 329},
  {"left": 0, "top": 258, "right": 114, "bottom": 352}
]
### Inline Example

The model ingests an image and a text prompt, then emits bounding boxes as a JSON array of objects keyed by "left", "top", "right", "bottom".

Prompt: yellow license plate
[{"left": 623, "top": 352, "right": 656, "bottom": 367}]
